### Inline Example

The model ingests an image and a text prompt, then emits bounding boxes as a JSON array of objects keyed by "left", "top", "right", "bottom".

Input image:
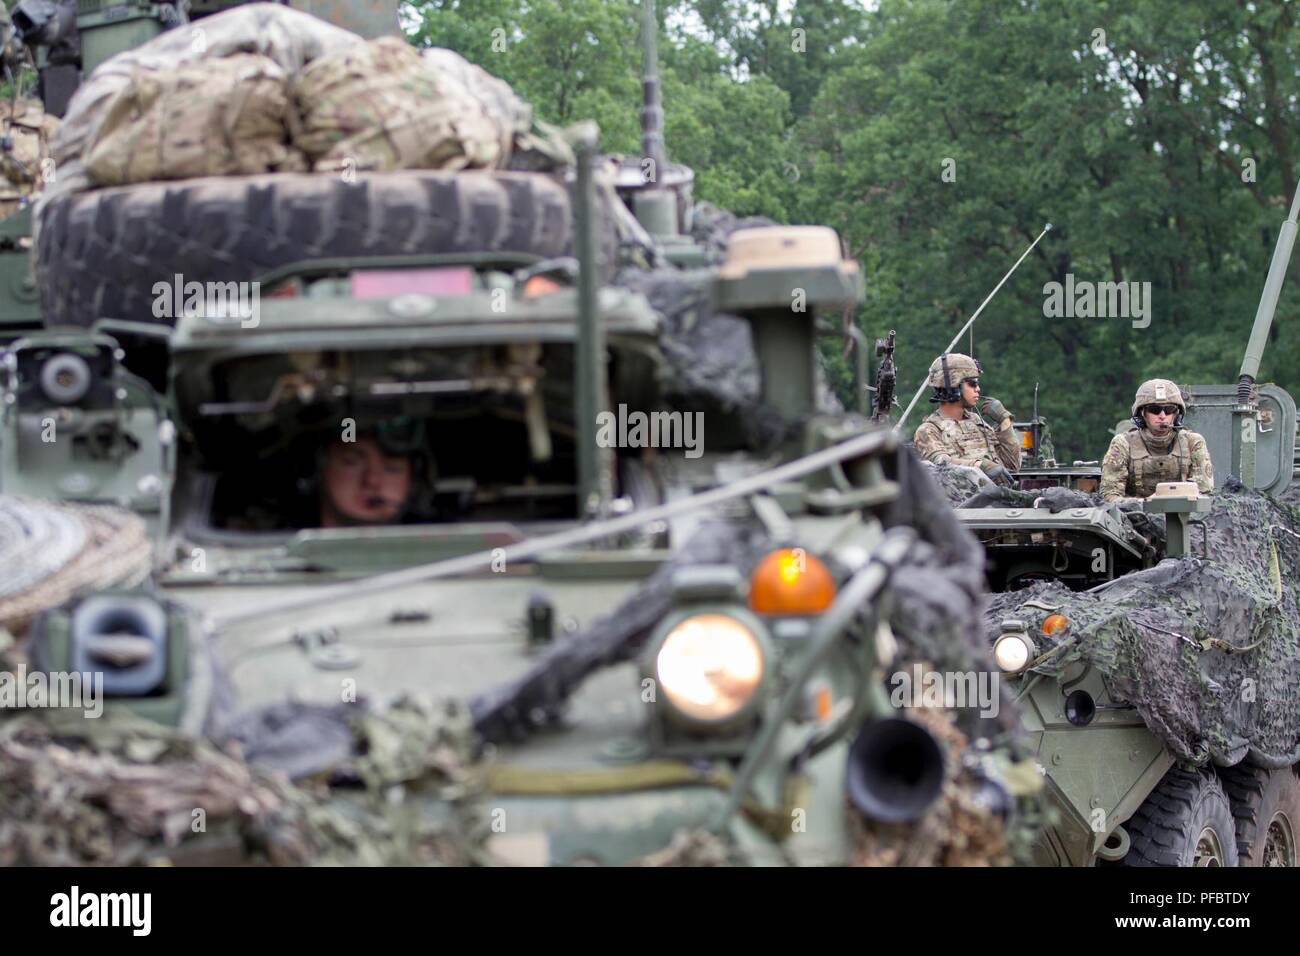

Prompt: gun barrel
[{"left": 1240, "top": 181, "right": 1300, "bottom": 383}]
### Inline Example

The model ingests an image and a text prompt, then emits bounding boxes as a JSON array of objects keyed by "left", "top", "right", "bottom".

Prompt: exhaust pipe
[{"left": 846, "top": 717, "right": 946, "bottom": 823}]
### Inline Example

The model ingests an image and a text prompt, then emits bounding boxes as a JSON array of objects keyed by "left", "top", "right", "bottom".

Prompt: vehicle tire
[
  {"left": 36, "top": 169, "right": 618, "bottom": 328},
  {"left": 1122, "top": 768, "right": 1239, "bottom": 867},
  {"left": 1221, "top": 763, "right": 1300, "bottom": 866}
]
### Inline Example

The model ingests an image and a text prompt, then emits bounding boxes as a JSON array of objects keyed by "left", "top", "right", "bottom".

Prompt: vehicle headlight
[
  {"left": 655, "top": 613, "right": 765, "bottom": 723},
  {"left": 992, "top": 630, "right": 1038, "bottom": 674}
]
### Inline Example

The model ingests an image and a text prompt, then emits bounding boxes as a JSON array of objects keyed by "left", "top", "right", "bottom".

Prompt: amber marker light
[
  {"left": 1042, "top": 613, "right": 1068, "bottom": 635},
  {"left": 748, "top": 548, "right": 836, "bottom": 615},
  {"left": 522, "top": 274, "right": 564, "bottom": 298}
]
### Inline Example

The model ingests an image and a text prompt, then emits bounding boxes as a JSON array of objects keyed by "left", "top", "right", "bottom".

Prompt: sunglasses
[
  {"left": 962, "top": 378, "right": 980, "bottom": 389},
  {"left": 1144, "top": 404, "right": 1180, "bottom": 416}
]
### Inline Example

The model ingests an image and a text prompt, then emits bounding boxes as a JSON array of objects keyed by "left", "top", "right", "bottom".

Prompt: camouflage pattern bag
[
  {"left": 422, "top": 48, "right": 530, "bottom": 159},
  {"left": 421, "top": 47, "right": 575, "bottom": 171},
  {"left": 293, "top": 37, "right": 505, "bottom": 173},
  {"left": 47, "top": 3, "right": 361, "bottom": 199},
  {"left": 83, "top": 54, "right": 306, "bottom": 187},
  {"left": 0, "top": 100, "right": 60, "bottom": 220}
]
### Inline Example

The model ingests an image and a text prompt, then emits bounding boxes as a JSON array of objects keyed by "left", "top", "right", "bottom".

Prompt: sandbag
[
  {"left": 83, "top": 54, "right": 305, "bottom": 186},
  {"left": 0, "top": 99, "right": 60, "bottom": 219},
  {"left": 292, "top": 36, "right": 505, "bottom": 173}
]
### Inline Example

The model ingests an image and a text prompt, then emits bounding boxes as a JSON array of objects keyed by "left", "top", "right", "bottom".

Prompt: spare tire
[{"left": 36, "top": 169, "right": 618, "bottom": 328}]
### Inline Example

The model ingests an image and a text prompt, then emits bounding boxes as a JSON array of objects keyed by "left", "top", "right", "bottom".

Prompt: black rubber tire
[
  {"left": 1221, "top": 763, "right": 1300, "bottom": 866},
  {"left": 36, "top": 169, "right": 617, "bottom": 328},
  {"left": 1122, "top": 768, "right": 1239, "bottom": 867}
]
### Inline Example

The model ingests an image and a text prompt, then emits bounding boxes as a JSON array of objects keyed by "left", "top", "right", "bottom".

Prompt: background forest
[{"left": 406, "top": 0, "right": 1300, "bottom": 460}]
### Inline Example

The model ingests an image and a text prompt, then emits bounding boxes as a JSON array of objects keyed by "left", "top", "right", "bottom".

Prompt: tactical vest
[
  {"left": 925, "top": 412, "right": 997, "bottom": 460},
  {"left": 1125, "top": 429, "right": 1191, "bottom": 497}
]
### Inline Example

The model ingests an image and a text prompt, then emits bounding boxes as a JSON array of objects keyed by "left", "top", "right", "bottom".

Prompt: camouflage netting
[
  {"left": 1279, "top": 478, "right": 1300, "bottom": 510},
  {"left": 613, "top": 266, "right": 792, "bottom": 451},
  {"left": 925, "top": 460, "right": 993, "bottom": 507},
  {"left": 986, "top": 485, "right": 1300, "bottom": 769},
  {"left": 0, "top": 697, "right": 488, "bottom": 866},
  {"left": 689, "top": 202, "right": 780, "bottom": 263}
]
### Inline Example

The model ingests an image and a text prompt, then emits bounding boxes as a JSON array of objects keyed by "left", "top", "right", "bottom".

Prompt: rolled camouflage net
[
  {"left": 987, "top": 486, "right": 1300, "bottom": 768},
  {"left": 924, "top": 460, "right": 993, "bottom": 506},
  {"left": 0, "top": 497, "right": 152, "bottom": 636}
]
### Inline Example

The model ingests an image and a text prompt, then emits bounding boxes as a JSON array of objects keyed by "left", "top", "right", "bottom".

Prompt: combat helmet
[
  {"left": 927, "top": 353, "right": 982, "bottom": 403},
  {"left": 1131, "top": 379, "right": 1186, "bottom": 428}
]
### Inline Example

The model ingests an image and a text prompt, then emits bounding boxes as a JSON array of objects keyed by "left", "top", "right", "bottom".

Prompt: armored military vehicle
[
  {"left": 902, "top": 186, "right": 1300, "bottom": 867},
  {"left": 0, "top": 1, "right": 1033, "bottom": 865}
]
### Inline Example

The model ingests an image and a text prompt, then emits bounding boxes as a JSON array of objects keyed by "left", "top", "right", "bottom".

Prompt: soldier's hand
[
  {"left": 980, "top": 460, "right": 1017, "bottom": 487},
  {"left": 980, "top": 397, "right": 1011, "bottom": 424}
]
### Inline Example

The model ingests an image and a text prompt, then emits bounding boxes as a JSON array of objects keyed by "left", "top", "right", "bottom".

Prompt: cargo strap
[{"left": 485, "top": 761, "right": 807, "bottom": 840}]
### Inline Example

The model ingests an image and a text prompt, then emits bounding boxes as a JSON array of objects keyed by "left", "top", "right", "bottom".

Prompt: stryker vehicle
[
  {"left": 0, "top": 1, "right": 1030, "bottom": 865},
  {"left": 909, "top": 185, "right": 1300, "bottom": 867}
]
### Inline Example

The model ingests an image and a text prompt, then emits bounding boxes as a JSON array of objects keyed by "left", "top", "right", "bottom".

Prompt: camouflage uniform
[
  {"left": 912, "top": 352, "right": 1020, "bottom": 477},
  {"left": 1100, "top": 379, "right": 1213, "bottom": 501},
  {"left": 914, "top": 410, "right": 1019, "bottom": 471}
]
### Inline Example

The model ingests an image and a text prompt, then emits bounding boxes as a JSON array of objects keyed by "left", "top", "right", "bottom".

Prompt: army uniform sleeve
[
  {"left": 1186, "top": 432, "right": 1214, "bottom": 494},
  {"left": 1099, "top": 434, "right": 1131, "bottom": 501},
  {"left": 912, "top": 421, "right": 950, "bottom": 465},
  {"left": 992, "top": 419, "right": 1022, "bottom": 471}
]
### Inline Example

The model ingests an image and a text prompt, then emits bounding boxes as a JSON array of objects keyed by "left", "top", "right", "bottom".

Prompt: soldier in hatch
[
  {"left": 1100, "top": 379, "right": 1213, "bottom": 502},
  {"left": 912, "top": 352, "right": 1021, "bottom": 486},
  {"left": 316, "top": 418, "right": 434, "bottom": 527}
]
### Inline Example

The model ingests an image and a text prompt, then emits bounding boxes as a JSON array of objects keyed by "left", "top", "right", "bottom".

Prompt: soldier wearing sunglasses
[
  {"left": 1100, "top": 379, "right": 1213, "bottom": 502},
  {"left": 912, "top": 352, "right": 1021, "bottom": 486}
]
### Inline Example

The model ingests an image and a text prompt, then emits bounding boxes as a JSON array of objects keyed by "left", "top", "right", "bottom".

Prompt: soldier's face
[
  {"left": 961, "top": 378, "right": 980, "bottom": 408},
  {"left": 320, "top": 437, "right": 412, "bottom": 527},
  {"left": 1142, "top": 405, "right": 1176, "bottom": 436}
]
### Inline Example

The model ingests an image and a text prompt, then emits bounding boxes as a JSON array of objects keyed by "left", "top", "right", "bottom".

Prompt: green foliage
[
  {"left": 404, "top": 0, "right": 1300, "bottom": 461},
  {"left": 404, "top": 0, "right": 797, "bottom": 217}
]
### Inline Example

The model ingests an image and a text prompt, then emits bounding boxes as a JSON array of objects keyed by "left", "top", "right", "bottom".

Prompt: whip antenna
[{"left": 894, "top": 223, "right": 1052, "bottom": 432}]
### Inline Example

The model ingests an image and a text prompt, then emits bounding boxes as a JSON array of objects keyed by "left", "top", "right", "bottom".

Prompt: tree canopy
[{"left": 404, "top": 0, "right": 1300, "bottom": 460}]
